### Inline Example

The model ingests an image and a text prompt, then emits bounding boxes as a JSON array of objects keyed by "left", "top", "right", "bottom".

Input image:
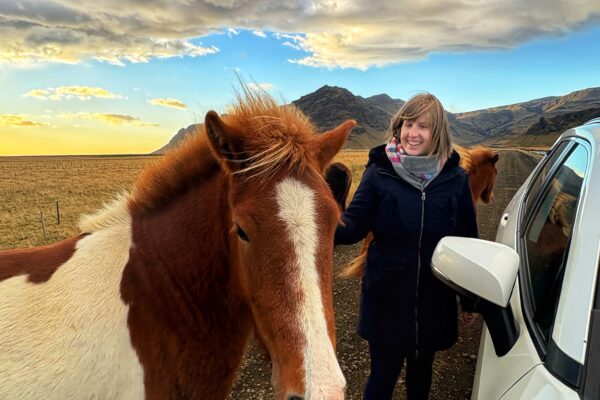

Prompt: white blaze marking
[
  {"left": 0, "top": 198, "right": 144, "bottom": 399},
  {"left": 276, "top": 178, "right": 346, "bottom": 399}
]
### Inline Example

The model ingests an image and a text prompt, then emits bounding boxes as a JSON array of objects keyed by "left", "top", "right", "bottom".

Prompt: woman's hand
[{"left": 462, "top": 312, "right": 480, "bottom": 327}]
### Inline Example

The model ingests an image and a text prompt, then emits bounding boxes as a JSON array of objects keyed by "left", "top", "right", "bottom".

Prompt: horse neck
[{"left": 122, "top": 169, "right": 253, "bottom": 397}]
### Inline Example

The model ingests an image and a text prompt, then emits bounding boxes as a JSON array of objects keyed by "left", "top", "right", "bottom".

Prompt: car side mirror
[{"left": 431, "top": 237, "right": 520, "bottom": 356}]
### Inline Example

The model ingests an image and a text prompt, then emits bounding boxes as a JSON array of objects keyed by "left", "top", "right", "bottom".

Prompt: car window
[
  {"left": 523, "top": 143, "right": 588, "bottom": 344},
  {"left": 524, "top": 141, "right": 571, "bottom": 216}
]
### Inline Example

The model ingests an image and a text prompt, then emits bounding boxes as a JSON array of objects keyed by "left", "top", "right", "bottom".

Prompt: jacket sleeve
[
  {"left": 457, "top": 174, "right": 480, "bottom": 312},
  {"left": 334, "top": 164, "right": 378, "bottom": 245}
]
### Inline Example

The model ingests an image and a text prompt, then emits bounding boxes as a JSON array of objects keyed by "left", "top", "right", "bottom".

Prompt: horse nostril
[{"left": 287, "top": 396, "right": 304, "bottom": 400}]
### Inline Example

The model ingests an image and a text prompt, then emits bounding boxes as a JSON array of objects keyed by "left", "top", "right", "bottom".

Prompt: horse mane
[
  {"left": 79, "top": 194, "right": 131, "bottom": 233},
  {"left": 454, "top": 144, "right": 473, "bottom": 172},
  {"left": 128, "top": 88, "right": 317, "bottom": 214},
  {"left": 455, "top": 144, "right": 496, "bottom": 172},
  {"left": 468, "top": 146, "right": 497, "bottom": 169}
]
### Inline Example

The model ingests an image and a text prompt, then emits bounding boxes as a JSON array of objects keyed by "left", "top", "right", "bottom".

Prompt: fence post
[
  {"left": 56, "top": 201, "right": 61, "bottom": 225},
  {"left": 40, "top": 208, "right": 47, "bottom": 242}
]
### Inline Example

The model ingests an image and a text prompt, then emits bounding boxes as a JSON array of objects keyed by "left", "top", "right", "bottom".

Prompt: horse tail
[
  {"left": 340, "top": 232, "right": 372, "bottom": 278},
  {"left": 341, "top": 251, "right": 367, "bottom": 278}
]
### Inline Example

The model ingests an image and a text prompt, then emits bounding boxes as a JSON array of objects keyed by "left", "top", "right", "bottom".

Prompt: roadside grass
[{"left": 0, "top": 152, "right": 369, "bottom": 251}]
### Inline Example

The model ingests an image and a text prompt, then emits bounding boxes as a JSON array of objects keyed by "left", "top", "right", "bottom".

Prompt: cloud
[
  {"left": 23, "top": 86, "right": 124, "bottom": 100},
  {"left": 0, "top": 114, "right": 49, "bottom": 127},
  {"left": 247, "top": 82, "right": 274, "bottom": 91},
  {"left": 0, "top": 0, "right": 219, "bottom": 66},
  {"left": 1, "top": 0, "right": 599, "bottom": 68},
  {"left": 23, "top": 89, "right": 49, "bottom": 99},
  {"left": 282, "top": 41, "right": 303, "bottom": 51},
  {"left": 148, "top": 97, "right": 187, "bottom": 110},
  {"left": 280, "top": 1, "right": 600, "bottom": 69},
  {"left": 252, "top": 30, "right": 266, "bottom": 38},
  {"left": 59, "top": 112, "right": 158, "bottom": 126},
  {"left": 274, "top": 33, "right": 306, "bottom": 51}
]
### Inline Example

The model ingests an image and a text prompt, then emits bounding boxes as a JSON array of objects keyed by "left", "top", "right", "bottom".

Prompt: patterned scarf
[{"left": 385, "top": 137, "right": 445, "bottom": 190}]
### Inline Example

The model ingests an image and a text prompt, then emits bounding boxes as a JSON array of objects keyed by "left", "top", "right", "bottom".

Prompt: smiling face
[
  {"left": 389, "top": 93, "right": 453, "bottom": 161},
  {"left": 400, "top": 112, "right": 433, "bottom": 156}
]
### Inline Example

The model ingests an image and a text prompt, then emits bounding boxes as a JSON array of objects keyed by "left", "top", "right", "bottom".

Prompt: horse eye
[{"left": 236, "top": 225, "right": 250, "bottom": 242}]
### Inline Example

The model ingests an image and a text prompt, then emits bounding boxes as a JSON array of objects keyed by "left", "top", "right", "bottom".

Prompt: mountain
[
  {"left": 153, "top": 123, "right": 201, "bottom": 154},
  {"left": 291, "top": 85, "right": 405, "bottom": 148},
  {"left": 362, "top": 93, "right": 405, "bottom": 115},
  {"left": 453, "top": 87, "right": 600, "bottom": 146},
  {"left": 154, "top": 86, "right": 600, "bottom": 153},
  {"left": 500, "top": 106, "right": 600, "bottom": 147}
]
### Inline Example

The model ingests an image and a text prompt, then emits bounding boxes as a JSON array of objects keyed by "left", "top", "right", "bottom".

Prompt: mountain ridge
[{"left": 154, "top": 86, "right": 600, "bottom": 153}]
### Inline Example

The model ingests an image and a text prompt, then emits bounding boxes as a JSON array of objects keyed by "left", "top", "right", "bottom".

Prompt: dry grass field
[
  {"left": 0, "top": 156, "right": 158, "bottom": 250},
  {"left": 0, "top": 151, "right": 369, "bottom": 251}
]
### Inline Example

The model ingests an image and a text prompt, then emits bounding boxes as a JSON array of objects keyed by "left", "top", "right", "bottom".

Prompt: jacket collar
[{"left": 367, "top": 144, "right": 461, "bottom": 174}]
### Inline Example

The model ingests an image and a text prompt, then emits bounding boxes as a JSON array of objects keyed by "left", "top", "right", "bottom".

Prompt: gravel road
[{"left": 228, "top": 150, "right": 542, "bottom": 400}]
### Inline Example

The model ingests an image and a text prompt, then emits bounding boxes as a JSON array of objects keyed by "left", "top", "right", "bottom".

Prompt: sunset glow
[{"left": 1, "top": 1, "right": 599, "bottom": 155}]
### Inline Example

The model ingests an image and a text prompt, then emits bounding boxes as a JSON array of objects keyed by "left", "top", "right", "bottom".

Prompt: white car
[{"left": 432, "top": 117, "right": 600, "bottom": 399}]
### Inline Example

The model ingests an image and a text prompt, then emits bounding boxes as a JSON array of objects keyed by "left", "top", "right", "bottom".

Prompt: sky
[{"left": 1, "top": 0, "right": 600, "bottom": 155}]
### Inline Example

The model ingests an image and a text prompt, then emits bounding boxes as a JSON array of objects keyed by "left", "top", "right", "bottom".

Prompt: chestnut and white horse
[{"left": 0, "top": 90, "right": 356, "bottom": 400}]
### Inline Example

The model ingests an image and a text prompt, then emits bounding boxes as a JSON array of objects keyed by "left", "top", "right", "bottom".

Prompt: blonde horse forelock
[
  {"left": 222, "top": 90, "right": 315, "bottom": 180},
  {"left": 230, "top": 139, "right": 306, "bottom": 180},
  {"left": 129, "top": 87, "right": 317, "bottom": 213}
]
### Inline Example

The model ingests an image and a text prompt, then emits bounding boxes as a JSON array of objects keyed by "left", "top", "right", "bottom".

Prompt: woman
[{"left": 336, "top": 93, "right": 478, "bottom": 399}]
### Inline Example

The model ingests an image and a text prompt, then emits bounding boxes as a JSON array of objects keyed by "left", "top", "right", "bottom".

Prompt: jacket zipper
[
  {"left": 415, "top": 190, "right": 426, "bottom": 359},
  {"left": 377, "top": 167, "right": 456, "bottom": 357}
]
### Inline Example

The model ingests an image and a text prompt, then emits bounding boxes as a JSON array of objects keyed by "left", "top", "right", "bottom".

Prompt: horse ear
[
  {"left": 205, "top": 110, "right": 246, "bottom": 173},
  {"left": 491, "top": 153, "right": 499, "bottom": 164},
  {"left": 313, "top": 119, "right": 356, "bottom": 171}
]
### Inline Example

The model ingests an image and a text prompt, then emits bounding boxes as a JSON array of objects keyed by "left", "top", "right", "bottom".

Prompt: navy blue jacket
[{"left": 336, "top": 145, "right": 478, "bottom": 351}]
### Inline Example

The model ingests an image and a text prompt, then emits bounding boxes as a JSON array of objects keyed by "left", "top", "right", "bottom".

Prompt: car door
[
  {"left": 472, "top": 140, "right": 591, "bottom": 399},
  {"left": 500, "top": 140, "right": 590, "bottom": 399}
]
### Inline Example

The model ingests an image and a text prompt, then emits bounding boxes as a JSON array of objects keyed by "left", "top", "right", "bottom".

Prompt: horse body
[
  {"left": 324, "top": 162, "right": 352, "bottom": 211},
  {"left": 0, "top": 90, "right": 355, "bottom": 399},
  {"left": 0, "top": 204, "right": 145, "bottom": 399}
]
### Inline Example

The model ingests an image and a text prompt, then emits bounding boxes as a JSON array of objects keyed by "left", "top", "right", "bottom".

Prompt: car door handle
[{"left": 500, "top": 213, "right": 510, "bottom": 227}]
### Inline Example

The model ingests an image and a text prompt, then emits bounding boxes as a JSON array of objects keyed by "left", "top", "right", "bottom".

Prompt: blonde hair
[{"left": 389, "top": 93, "right": 453, "bottom": 161}]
